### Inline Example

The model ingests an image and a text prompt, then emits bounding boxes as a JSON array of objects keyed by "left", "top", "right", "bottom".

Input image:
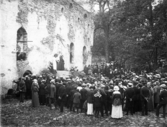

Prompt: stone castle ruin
[{"left": 0, "top": 0, "right": 94, "bottom": 94}]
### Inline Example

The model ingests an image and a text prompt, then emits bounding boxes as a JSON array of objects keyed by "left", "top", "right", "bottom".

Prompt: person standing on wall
[{"left": 53, "top": 53, "right": 60, "bottom": 75}]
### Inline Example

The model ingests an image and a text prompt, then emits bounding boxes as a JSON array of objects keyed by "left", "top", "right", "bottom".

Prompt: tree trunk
[
  {"left": 148, "top": 0, "right": 158, "bottom": 69},
  {"left": 104, "top": 29, "right": 109, "bottom": 63}
]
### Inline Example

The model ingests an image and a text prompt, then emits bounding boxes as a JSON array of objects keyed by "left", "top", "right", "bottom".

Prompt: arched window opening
[
  {"left": 78, "top": 18, "right": 80, "bottom": 22},
  {"left": 70, "top": 43, "right": 74, "bottom": 64},
  {"left": 69, "top": 3, "right": 73, "bottom": 9},
  {"left": 83, "top": 46, "right": 87, "bottom": 65},
  {"left": 17, "top": 27, "right": 27, "bottom": 61},
  {"left": 84, "top": 14, "right": 87, "bottom": 19},
  {"left": 88, "top": 38, "right": 90, "bottom": 42},
  {"left": 61, "top": 7, "right": 64, "bottom": 13}
]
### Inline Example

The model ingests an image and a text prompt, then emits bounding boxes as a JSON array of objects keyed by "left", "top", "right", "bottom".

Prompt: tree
[
  {"left": 85, "top": 0, "right": 167, "bottom": 71},
  {"left": 90, "top": 0, "right": 122, "bottom": 62}
]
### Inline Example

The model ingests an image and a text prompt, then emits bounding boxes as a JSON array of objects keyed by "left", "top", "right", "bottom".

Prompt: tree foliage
[{"left": 91, "top": 0, "right": 167, "bottom": 72}]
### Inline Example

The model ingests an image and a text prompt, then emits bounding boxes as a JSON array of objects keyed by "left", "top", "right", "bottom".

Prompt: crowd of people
[{"left": 9, "top": 63, "right": 167, "bottom": 119}]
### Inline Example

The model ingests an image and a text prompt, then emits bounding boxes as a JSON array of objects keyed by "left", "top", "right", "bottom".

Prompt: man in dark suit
[
  {"left": 80, "top": 84, "right": 88, "bottom": 112},
  {"left": 57, "top": 82, "right": 66, "bottom": 112},
  {"left": 125, "top": 83, "right": 135, "bottom": 115},
  {"left": 156, "top": 84, "right": 167, "bottom": 118},
  {"left": 140, "top": 81, "right": 150, "bottom": 116}
]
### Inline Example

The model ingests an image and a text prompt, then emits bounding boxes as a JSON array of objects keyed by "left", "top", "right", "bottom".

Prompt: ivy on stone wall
[
  {"left": 41, "top": 36, "right": 54, "bottom": 50},
  {"left": 68, "top": 24, "right": 75, "bottom": 41},
  {"left": 16, "top": 0, "right": 94, "bottom": 54},
  {"left": 16, "top": 2, "right": 28, "bottom": 24},
  {"left": 56, "top": 34, "right": 65, "bottom": 43},
  {"left": 17, "top": 61, "right": 29, "bottom": 72}
]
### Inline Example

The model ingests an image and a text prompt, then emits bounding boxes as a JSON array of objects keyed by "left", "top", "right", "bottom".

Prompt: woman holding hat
[{"left": 111, "top": 86, "right": 123, "bottom": 119}]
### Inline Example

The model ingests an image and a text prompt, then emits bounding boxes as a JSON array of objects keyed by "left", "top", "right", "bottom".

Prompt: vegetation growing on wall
[
  {"left": 16, "top": 2, "right": 28, "bottom": 24},
  {"left": 16, "top": 0, "right": 94, "bottom": 51}
]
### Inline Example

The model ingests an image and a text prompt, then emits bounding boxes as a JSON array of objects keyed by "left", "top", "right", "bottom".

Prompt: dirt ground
[{"left": 1, "top": 99, "right": 167, "bottom": 127}]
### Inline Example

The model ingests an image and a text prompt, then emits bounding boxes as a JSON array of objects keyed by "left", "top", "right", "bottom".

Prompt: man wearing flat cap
[
  {"left": 156, "top": 84, "right": 167, "bottom": 118},
  {"left": 125, "top": 82, "right": 135, "bottom": 115},
  {"left": 140, "top": 81, "right": 150, "bottom": 116}
]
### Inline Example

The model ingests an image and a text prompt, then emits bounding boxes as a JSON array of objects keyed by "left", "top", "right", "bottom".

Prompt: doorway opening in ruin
[
  {"left": 17, "top": 27, "right": 28, "bottom": 61},
  {"left": 70, "top": 43, "right": 74, "bottom": 64},
  {"left": 83, "top": 46, "right": 87, "bottom": 65},
  {"left": 23, "top": 70, "right": 32, "bottom": 77}
]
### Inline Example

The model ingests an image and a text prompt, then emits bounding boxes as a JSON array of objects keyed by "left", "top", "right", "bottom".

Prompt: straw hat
[
  {"left": 160, "top": 84, "right": 166, "bottom": 88},
  {"left": 113, "top": 86, "right": 119, "bottom": 91}
]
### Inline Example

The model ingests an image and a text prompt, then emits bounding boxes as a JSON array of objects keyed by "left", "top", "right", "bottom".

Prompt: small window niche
[
  {"left": 69, "top": 3, "right": 73, "bottom": 9},
  {"left": 78, "top": 18, "right": 80, "bottom": 22},
  {"left": 84, "top": 14, "right": 87, "bottom": 19},
  {"left": 61, "top": 7, "right": 64, "bottom": 13},
  {"left": 70, "top": 43, "right": 74, "bottom": 64}
]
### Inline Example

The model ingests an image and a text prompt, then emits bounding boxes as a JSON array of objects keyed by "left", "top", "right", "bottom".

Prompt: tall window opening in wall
[
  {"left": 17, "top": 27, "right": 28, "bottom": 61},
  {"left": 83, "top": 46, "right": 87, "bottom": 65},
  {"left": 70, "top": 43, "right": 74, "bottom": 64}
]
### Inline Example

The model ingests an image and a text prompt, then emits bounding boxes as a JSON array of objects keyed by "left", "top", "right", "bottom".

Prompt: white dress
[
  {"left": 87, "top": 103, "right": 93, "bottom": 115},
  {"left": 111, "top": 91, "right": 123, "bottom": 118},
  {"left": 53, "top": 56, "right": 59, "bottom": 70}
]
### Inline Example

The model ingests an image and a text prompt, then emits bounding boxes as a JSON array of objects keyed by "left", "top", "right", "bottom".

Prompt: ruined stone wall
[{"left": 0, "top": 0, "right": 94, "bottom": 94}]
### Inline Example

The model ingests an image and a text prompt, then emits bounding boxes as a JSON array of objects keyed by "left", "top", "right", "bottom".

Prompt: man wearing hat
[
  {"left": 80, "top": 83, "right": 88, "bottom": 113},
  {"left": 39, "top": 79, "right": 46, "bottom": 105},
  {"left": 156, "top": 84, "right": 167, "bottom": 118},
  {"left": 140, "top": 81, "right": 150, "bottom": 116},
  {"left": 57, "top": 82, "right": 67, "bottom": 112},
  {"left": 125, "top": 82, "right": 135, "bottom": 115},
  {"left": 49, "top": 80, "right": 56, "bottom": 109},
  {"left": 18, "top": 77, "right": 26, "bottom": 102}
]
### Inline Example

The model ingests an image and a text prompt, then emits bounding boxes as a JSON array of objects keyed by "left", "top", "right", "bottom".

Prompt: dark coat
[
  {"left": 80, "top": 88, "right": 88, "bottom": 101},
  {"left": 112, "top": 91, "right": 122, "bottom": 106},
  {"left": 93, "top": 91, "right": 102, "bottom": 107},
  {"left": 18, "top": 80, "right": 26, "bottom": 93},
  {"left": 58, "top": 85, "right": 66, "bottom": 101},
  {"left": 73, "top": 91, "right": 81, "bottom": 104},
  {"left": 141, "top": 86, "right": 150, "bottom": 98},
  {"left": 133, "top": 86, "right": 141, "bottom": 100},
  {"left": 39, "top": 82, "right": 46, "bottom": 95},
  {"left": 159, "top": 90, "right": 167, "bottom": 104},
  {"left": 25, "top": 78, "right": 32, "bottom": 90},
  {"left": 87, "top": 90, "right": 94, "bottom": 103},
  {"left": 125, "top": 87, "right": 134, "bottom": 100}
]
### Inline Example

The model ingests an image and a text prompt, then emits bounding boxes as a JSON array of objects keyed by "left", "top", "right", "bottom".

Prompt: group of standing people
[{"left": 11, "top": 68, "right": 167, "bottom": 119}]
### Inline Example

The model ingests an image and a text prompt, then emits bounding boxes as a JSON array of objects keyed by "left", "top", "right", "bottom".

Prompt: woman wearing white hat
[{"left": 111, "top": 86, "right": 123, "bottom": 119}]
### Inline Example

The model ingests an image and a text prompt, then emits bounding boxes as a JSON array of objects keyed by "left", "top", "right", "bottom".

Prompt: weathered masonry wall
[{"left": 0, "top": 0, "right": 94, "bottom": 94}]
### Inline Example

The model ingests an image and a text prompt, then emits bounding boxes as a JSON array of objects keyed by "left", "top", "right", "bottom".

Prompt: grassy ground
[{"left": 1, "top": 99, "right": 167, "bottom": 127}]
